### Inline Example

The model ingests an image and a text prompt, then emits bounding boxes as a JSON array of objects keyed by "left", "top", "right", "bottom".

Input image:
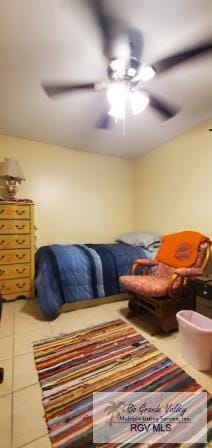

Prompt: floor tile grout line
[
  {"left": 18, "top": 433, "right": 49, "bottom": 448},
  {"left": 12, "top": 382, "right": 40, "bottom": 395},
  {"left": 13, "top": 350, "right": 35, "bottom": 358},
  {"left": 13, "top": 380, "right": 39, "bottom": 394},
  {"left": 0, "top": 356, "right": 13, "bottom": 362},
  {"left": 0, "top": 334, "right": 14, "bottom": 339},
  {"left": 0, "top": 391, "right": 13, "bottom": 399}
]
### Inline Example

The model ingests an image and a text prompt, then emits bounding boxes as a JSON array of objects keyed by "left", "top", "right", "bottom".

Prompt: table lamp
[{"left": 0, "top": 157, "right": 26, "bottom": 199}]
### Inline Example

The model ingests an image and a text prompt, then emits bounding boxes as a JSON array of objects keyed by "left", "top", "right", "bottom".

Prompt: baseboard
[{"left": 61, "top": 293, "right": 129, "bottom": 312}]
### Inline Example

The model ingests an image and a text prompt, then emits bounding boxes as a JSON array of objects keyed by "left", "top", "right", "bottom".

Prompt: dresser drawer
[
  {"left": 0, "top": 263, "right": 30, "bottom": 280},
  {"left": 0, "top": 235, "right": 30, "bottom": 249},
  {"left": 3, "top": 291, "right": 31, "bottom": 301},
  {"left": 0, "top": 204, "right": 30, "bottom": 219},
  {"left": 0, "top": 277, "right": 30, "bottom": 294},
  {"left": 0, "top": 220, "right": 30, "bottom": 234},
  {"left": 0, "top": 249, "right": 30, "bottom": 265}
]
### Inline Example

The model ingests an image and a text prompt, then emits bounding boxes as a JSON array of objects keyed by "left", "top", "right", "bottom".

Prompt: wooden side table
[{"left": 189, "top": 275, "right": 212, "bottom": 318}]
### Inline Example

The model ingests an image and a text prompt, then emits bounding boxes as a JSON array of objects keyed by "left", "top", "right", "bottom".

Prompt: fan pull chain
[{"left": 123, "top": 112, "right": 126, "bottom": 136}]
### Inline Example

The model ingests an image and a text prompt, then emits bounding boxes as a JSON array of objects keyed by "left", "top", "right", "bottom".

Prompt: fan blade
[
  {"left": 95, "top": 113, "right": 113, "bottom": 129},
  {"left": 88, "top": 0, "right": 114, "bottom": 54},
  {"left": 42, "top": 82, "right": 96, "bottom": 98},
  {"left": 148, "top": 92, "right": 180, "bottom": 120},
  {"left": 91, "top": 0, "right": 112, "bottom": 40},
  {"left": 94, "top": 89, "right": 114, "bottom": 129},
  {"left": 152, "top": 40, "right": 212, "bottom": 74},
  {"left": 89, "top": 0, "right": 143, "bottom": 61},
  {"left": 128, "top": 28, "right": 143, "bottom": 61}
]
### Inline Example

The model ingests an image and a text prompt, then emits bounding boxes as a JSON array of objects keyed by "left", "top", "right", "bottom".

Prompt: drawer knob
[
  {"left": 0, "top": 269, "right": 5, "bottom": 276},
  {"left": 0, "top": 210, "right": 4, "bottom": 215},
  {"left": 1, "top": 285, "right": 9, "bottom": 291},
  {"left": 0, "top": 224, "right": 5, "bottom": 230},
  {"left": 16, "top": 268, "right": 26, "bottom": 274},
  {"left": 16, "top": 282, "right": 26, "bottom": 289},
  {"left": 16, "top": 239, "right": 26, "bottom": 245},
  {"left": 16, "top": 210, "right": 25, "bottom": 216},
  {"left": 16, "top": 253, "right": 25, "bottom": 259},
  {"left": 0, "top": 240, "right": 5, "bottom": 246},
  {"left": 0, "top": 255, "right": 5, "bottom": 260},
  {"left": 16, "top": 225, "right": 25, "bottom": 230},
  {"left": 202, "top": 290, "right": 208, "bottom": 296}
]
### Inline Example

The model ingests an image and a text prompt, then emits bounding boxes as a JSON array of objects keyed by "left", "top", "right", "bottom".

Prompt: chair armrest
[
  {"left": 174, "top": 267, "right": 203, "bottom": 277},
  {"left": 167, "top": 268, "right": 203, "bottom": 297},
  {"left": 131, "top": 258, "right": 158, "bottom": 275}
]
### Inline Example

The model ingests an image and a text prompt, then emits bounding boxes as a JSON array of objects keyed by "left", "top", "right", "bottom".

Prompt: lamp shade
[{"left": 0, "top": 158, "right": 25, "bottom": 181}]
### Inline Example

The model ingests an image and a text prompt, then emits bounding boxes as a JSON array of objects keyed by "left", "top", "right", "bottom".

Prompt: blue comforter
[{"left": 35, "top": 243, "right": 152, "bottom": 319}]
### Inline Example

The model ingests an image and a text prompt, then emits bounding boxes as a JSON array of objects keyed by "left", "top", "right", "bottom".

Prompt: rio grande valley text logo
[
  {"left": 93, "top": 391, "right": 207, "bottom": 444},
  {"left": 104, "top": 400, "right": 190, "bottom": 432}
]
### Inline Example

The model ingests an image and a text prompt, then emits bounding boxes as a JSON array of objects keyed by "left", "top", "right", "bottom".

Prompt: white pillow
[{"left": 116, "top": 231, "right": 161, "bottom": 248}]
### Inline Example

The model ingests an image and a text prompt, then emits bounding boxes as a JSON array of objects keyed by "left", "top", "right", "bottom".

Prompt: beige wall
[
  {"left": 0, "top": 135, "right": 134, "bottom": 246},
  {"left": 1, "top": 119, "right": 211, "bottom": 249},
  {"left": 134, "top": 119, "right": 212, "bottom": 238}
]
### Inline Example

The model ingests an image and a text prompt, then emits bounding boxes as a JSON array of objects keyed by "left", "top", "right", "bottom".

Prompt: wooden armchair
[{"left": 119, "top": 232, "right": 211, "bottom": 334}]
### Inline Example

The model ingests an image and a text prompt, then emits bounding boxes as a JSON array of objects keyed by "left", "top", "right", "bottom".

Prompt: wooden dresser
[{"left": 0, "top": 201, "right": 34, "bottom": 301}]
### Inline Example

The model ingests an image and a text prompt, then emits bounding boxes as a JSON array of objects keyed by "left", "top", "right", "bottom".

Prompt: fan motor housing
[{"left": 107, "top": 57, "right": 140, "bottom": 82}]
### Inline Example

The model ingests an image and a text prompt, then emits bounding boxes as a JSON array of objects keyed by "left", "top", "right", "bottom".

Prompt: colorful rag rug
[{"left": 33, "top": 319, "right": 211, "bottom": 447}]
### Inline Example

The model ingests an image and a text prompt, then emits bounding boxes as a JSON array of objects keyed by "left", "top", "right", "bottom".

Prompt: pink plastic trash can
[{"left": 176, "top": 310, "right": 212, "bottom": 371}]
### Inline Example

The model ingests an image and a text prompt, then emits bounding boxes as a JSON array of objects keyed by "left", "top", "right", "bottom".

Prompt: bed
[{"left": 35, "top": 242, "right": 156, "bottom": 319}]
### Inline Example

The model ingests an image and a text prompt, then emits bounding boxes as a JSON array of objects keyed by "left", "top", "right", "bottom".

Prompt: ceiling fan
[{"left": 42, "top": 0, "right": 212, "bottom": 129}]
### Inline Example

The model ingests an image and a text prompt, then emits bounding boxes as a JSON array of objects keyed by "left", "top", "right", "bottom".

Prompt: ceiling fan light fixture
[
  {"left": 137, "top": 65, "right": 156, "bottom": 82},
  {"left": 109, "top": 58, "right": 126, "bottom": 74},
  {"left": 128, "top": 67, "right": 137, "bottom": 77},
  {"left": 108, "top": 104, "right": 125, "bottom": 120},
  {"left": 107, "top": 83, "right": 128, "bottom": 120},
  {"left": 130, "top": 90, "right": 149, "bottom": 115},
  {"left": 107, "top": 83, "right": 128, "bottom": 106}
]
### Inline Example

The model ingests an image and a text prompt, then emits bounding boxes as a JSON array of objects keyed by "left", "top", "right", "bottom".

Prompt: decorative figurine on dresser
[{"left": 0, "top": 157, "right": 35, "bottom": 301}]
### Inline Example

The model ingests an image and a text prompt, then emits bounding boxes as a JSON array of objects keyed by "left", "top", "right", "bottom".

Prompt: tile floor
[{"left": 0, "top": 298, "right": 211, "bottom": 448}]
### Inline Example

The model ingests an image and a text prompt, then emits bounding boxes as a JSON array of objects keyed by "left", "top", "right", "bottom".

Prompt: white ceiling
[{"left": 0, "top": 0, "right": 211, "bottom": 159}]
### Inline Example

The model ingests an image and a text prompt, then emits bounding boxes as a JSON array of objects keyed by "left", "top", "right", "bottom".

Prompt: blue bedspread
[{"left": 35, "top": 243, "right": 152, "bottom": 319}]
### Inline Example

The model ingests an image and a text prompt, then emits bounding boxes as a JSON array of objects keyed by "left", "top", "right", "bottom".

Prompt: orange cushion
[
  {"left": 120, "top": 275, "right": 169, "bottom": 297},
  {"left": 156, "top": 231, "right": 209, "bottom": 268}
]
